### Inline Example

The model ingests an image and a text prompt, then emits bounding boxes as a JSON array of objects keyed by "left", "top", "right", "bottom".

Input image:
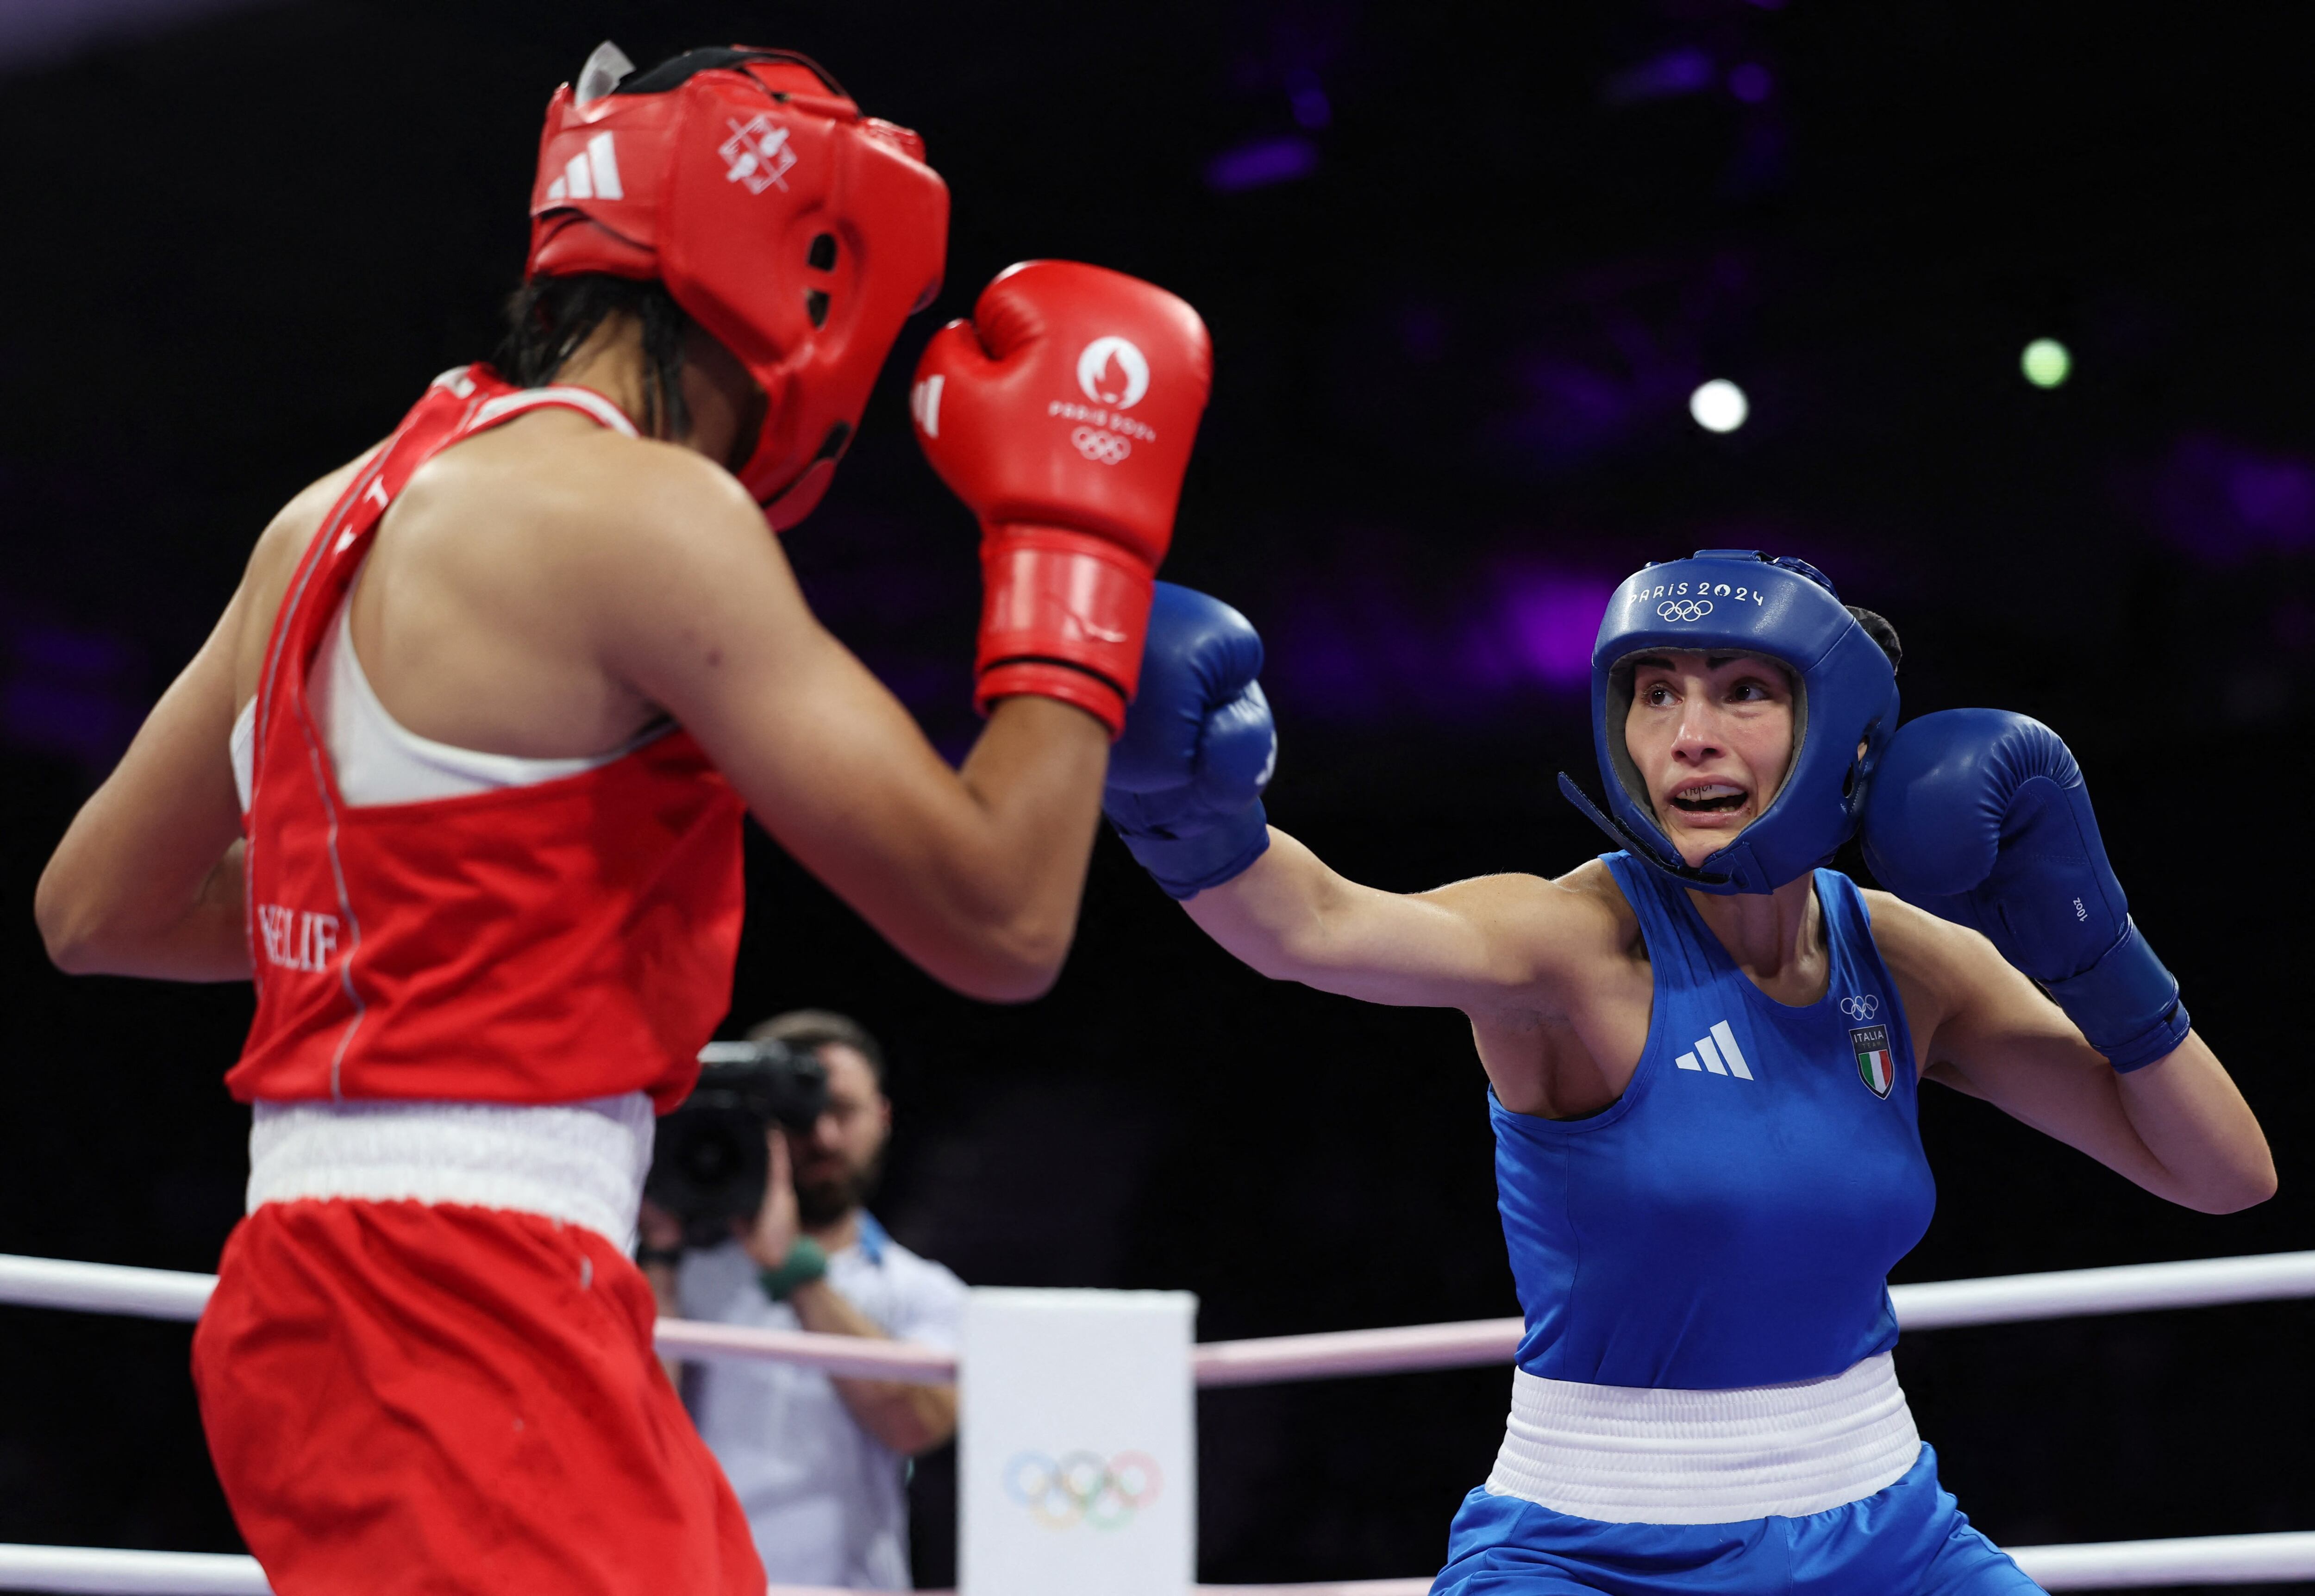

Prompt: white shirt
[{"left": 678, "top": 1216, "right": 967, "bottom": 1590}]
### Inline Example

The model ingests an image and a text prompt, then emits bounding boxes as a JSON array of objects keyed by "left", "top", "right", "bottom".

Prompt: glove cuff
[
  {"left": 976, "top": 526, "right": 1157, "bottom": 734},
  {"left": 1114, "top": 801, "right": 1270, "bottom": 900},
  {"left": 980, "top": 662, "right": 1127, "bottom": 737},
  {"left": 2045, "top": 918, "right": 2192, "bottom": 1072}
]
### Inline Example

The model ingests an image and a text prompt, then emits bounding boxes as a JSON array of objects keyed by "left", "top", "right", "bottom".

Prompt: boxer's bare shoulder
[
  {"left": 1455, "top": 860, "right": 1654, "bottom": 1117},
  {"left": 1855, "top": 886, "right": 1994, "bottom": 1064},
  {"left": 389, "top": 407, "right": 770, "bottom": 593},
  {"left": 229, "top": 445, "right": 385, "bottom": 706},
  {"left": 1547, "top": 855, "right": 1646, "bottom": 955},
  {"left": 1429, "top": 856, "right": 1647, "bottom": 997}
]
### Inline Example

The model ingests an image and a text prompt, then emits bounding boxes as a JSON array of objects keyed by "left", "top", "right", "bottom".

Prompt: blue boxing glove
[
  {"left": 1104, "top": 583, "right": 1276, "bottom": 899},
  {"left": 1861, "top": 708, "right": 2190, "bottom": 1071}
]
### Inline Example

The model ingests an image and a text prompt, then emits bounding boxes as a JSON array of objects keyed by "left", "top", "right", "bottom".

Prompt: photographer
[{"left": 640, "top": 1012, "right": 963, "bottom": 1592}]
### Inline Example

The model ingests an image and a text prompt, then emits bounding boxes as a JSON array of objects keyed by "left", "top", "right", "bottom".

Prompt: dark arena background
[{"left": 2, "top": 2, "right": 2309, "bottom": 1592}]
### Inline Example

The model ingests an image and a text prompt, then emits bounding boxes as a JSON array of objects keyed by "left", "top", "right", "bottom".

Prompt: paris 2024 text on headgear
[
  {"left": 1559, "top": 550, "right": 1900, "bottom": 895},
  {"left": 526, "top": 43, "right": 951, "bottom": 530}
]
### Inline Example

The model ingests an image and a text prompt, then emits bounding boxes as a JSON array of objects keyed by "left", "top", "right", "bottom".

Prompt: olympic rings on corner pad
[{"left": 1002, "top": 1448, "right": 1164, "bottom": 1530}]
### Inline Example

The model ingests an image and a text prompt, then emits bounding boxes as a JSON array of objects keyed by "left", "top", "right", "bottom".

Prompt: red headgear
[{"left": 526, "top": 46, "right": 950, "bottom": 529}]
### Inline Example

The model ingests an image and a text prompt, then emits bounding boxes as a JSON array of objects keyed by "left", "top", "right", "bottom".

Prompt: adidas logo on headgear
[{"left": 544, "top": 132, "right": 623, "bottom": 203}]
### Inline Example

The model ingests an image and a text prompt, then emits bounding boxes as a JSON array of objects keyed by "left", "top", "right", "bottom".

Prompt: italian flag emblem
[{"left": 1851, "top": 1024, "right": 1895, "bottom": 1099}]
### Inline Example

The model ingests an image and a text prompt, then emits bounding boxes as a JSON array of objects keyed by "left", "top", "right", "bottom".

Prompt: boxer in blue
[{"left": 1103, "top": 554, "right": 2275, "bottom": 1594}]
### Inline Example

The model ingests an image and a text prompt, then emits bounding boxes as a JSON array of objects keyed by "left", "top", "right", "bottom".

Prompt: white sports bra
[
  {"left": 228, "top": 597, "right": 633, "bottom": 814},
  {"left": 229, "top": 381, "right": 647, "bottom": 815}
]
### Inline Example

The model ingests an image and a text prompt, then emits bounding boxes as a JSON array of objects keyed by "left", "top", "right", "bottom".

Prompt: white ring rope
[
  {"left": 0, "top": 1545, "right": 266, "bottom": 1595},
  {"left": 1890, "top": 1250, "right": 2315, "bottom": 1331},
  {"left": 3, "top": 1537, "right": 2313, "bottom": 1594},
  {"left": 2015, "top": 1533, "right": 2315, "bottom": 1589},
  {"left": 2, "top": 1253, "right": 2308, "bottom": 1591},
  {"left": 6, "top": 1250, "right": 2309, "bottom": 1386},
  {"left": 0, "top": 1255, "right": 214, "bottom": 1323}
]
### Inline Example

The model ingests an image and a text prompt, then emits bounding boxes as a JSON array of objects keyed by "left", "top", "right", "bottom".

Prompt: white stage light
[{"left": 1689, "top": 378, "right": 1749, "bottom": 433}]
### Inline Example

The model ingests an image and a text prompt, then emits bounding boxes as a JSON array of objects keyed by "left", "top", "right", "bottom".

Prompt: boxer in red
[{"left": 34, "top": 43, "right": 1211, "bottom": 1596}]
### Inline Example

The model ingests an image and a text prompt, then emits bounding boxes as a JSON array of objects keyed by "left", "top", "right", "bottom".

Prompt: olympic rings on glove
[
  {"left": 1002, "top": 1449, "right": 1164, "bottom": 1530},
  {"left": 1070, "top": 426, "right": 1133, "bottom": 465},
  {"left": 1839, "top": 994, "right": 1881, "bottom": 1020},
  {"left": 1657, "top": 598, "right": 1714, "bottom": 623}
]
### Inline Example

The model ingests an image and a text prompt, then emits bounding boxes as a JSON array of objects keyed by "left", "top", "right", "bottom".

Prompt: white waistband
[
  {"left": 1484, "top": 1353, "right": 1921, "bottom": 1524},
  {"left": 247, "top": 1094, "right": 655, "bottom": 1251}
]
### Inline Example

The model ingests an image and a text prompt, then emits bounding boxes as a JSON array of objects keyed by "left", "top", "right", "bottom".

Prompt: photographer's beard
[{"left": 794, "top": 1140, "right": 886, "bottom": 1230}]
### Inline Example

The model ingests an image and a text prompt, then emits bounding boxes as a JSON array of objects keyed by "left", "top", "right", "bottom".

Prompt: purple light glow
[
  {"left": 1502, "top": 574, "right": 1613, "bottom": 686},
  {"left": 1727, "top": 63, "right": 1773, "bottom": 104},
  {"left": 1493, "top": 347, "right": 1697, "bottom": 473},
  {"left": 1604, "top": 49, "right": 1715, "bottom": 106},
  {"left": 2153, "top": 433, "right": 2315, "bottom": 565},
  {"left": 1267, "top": 563, "right": 1612, "bottom": 724},
  {"left": 2, "top": 621, "right": 143, "bottom": 773},
  {"left": 1206, "top": 136, "right": 1319, "bottom": 194},
  {"left": 1285, "top": 68, "right": 1333, "bottom": 130}
]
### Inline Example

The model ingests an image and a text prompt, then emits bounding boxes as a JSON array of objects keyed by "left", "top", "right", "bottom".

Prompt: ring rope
[
  {"left": 1, "top": 1253, "right": 2307, "bottom": 1591},
  {"left": 3, "top": 1537, "right": 2314, "bottom": 1594},
  {"left": 5, "top": 1250, "right": 2309, "bottom": 1386}
]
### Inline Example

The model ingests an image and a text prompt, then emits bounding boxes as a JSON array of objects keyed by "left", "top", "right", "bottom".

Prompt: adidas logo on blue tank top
[{"left": 1674, "top": 1020, "right": 1753, "bottom": 1080}]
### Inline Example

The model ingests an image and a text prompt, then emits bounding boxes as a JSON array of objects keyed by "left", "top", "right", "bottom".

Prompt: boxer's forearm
[
  {"left": 1184, "top": 830, "right": 1560, "bottom": 1011},
  {"left": 1916, "top": 922, "right": 2275, "bottom": 1214},
  {"left": 42, "top": 835, "right": 249, "bottom": 981},
  {"left": 38, "top": 624, "right": 250, "bottom": 980},
  {"left": 775, "top": 687, "right": 1111, "bottom": 1002},
  {"left": 700, "top": 634, "right": 1112, "bottom": 1003},
  {"left": 2114, "top": 1031, "right": 2276, "bottom": 1214},
  {"left": 594, "top": 463, "right": 1115, "bottom": 1004},
  {"left": 1183, "top": 828, "right": 1377, "bottom": 982}
]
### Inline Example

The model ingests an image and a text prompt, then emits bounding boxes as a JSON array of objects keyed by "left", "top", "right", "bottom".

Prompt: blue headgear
[{"left": 1557, "top": 550, "right": 1899, "bottom": 895}]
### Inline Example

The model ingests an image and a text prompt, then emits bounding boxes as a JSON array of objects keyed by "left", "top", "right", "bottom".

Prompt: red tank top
[{"left": 227, "top": 365, "right": 745, "bottom": 1112}]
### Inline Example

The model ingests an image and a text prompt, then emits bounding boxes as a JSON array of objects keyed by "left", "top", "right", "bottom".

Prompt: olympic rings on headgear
[
  {"left": 1001, "top": 1449, "right": 1164, "bottom": 1530},
  {"left": 1070, "top": 426, "right": 1133, "bottom": 465},
  {"left": 1657, "top": 598, "right": 1714, "bottom": 623},
  {"left": 1839, "top": 994, "right": 1881, "bottom": 1020}
]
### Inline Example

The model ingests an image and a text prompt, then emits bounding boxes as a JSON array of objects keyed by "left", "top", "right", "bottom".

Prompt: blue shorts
[{"left": 1431, "top": 1445, "right": 2039, "bottom": 1595}]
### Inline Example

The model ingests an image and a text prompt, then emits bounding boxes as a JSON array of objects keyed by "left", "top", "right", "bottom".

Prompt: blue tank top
[{"left": 1495, "top": 853, "right": 1936, "bottom": 1390}]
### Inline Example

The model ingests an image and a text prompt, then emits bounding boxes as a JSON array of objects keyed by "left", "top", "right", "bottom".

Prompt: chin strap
[{"left": 1555, "top": 773, "right": 1734, "bottom": 890}]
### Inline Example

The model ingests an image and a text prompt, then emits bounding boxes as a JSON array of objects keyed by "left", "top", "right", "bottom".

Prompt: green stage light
[{"left": 2021, "top": 337, "right": 2071, "bottom": 389}]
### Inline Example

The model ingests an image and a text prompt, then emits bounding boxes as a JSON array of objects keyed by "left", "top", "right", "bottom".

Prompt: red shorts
[{"left": 192, "top": 1199, "right": 764, "bottom": 1596}]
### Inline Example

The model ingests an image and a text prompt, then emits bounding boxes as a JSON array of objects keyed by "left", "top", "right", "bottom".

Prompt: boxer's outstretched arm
[
  {"left": 1872, "top": 894, "right": 2275, "bottom": 1214},
  {"left": 1108, "top": 586, "right": 1614, "bottom": 1013},
  {"left": 589, "top": 455, "right": 1109, "bottom": 1004},
  {"left": 1182, "top": 829, "right": 1613, "bottom": 1013}
]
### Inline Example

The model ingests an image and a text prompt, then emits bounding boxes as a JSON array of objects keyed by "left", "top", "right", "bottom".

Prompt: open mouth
[{"left": 1668, "top": 782, "right": 1748, "bottom": 814}]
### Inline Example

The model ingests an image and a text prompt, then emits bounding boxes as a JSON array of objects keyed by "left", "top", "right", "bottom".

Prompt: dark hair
[
  {"left": 497, "top": 273, "right": 692, "bottom": 440},
  {"left": 1846, "top": 605, "right": 1902, "bottom": 676},
  {"left": 747, "top": 1008, "right": 889, "bottom": 1091}
]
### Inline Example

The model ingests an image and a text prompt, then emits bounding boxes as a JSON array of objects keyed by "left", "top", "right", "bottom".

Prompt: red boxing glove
[{"left": 911, "top": 261, "right": 1212, "bottom": 736}]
